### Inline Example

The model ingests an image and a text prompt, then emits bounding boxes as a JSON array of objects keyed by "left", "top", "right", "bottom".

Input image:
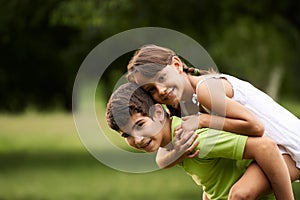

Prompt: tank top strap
[
  {"left": 194, "top": 74, "right": 222, "bottom": 115},
  {"left": 195, "top": 74, "right": 222, "bottom": 92}
]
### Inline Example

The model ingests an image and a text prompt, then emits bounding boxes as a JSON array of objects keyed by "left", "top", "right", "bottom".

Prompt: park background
[{"left": 1, "top": 0, "right": 300, "bottom": 199}]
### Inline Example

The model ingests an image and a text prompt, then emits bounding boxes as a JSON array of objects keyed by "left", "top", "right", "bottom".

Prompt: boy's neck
[{"left": 160, "top": 116, "right": 173, "bottom": 147}]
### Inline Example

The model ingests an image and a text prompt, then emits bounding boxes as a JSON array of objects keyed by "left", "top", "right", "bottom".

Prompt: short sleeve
[{"left": 196, "top": 128, "right": 248, "bottom": 160}]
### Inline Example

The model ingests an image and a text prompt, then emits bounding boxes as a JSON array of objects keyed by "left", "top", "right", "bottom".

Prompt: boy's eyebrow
[{"left": 132, "top": 119, "right": 143, "bottom": 129}]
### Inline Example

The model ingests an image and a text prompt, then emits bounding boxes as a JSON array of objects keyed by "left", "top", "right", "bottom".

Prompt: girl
[{"left": 126, "top": 44, "right": 300, "bottom": 199}]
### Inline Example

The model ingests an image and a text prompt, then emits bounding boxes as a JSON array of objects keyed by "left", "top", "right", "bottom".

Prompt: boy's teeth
[{"left": 143, "top": 140, "right": 151, "bottom": 148}]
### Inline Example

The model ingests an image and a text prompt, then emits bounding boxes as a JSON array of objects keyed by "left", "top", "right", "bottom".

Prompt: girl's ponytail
[{"left": 182, "top": 64, "right": 218, "bottom": 76}]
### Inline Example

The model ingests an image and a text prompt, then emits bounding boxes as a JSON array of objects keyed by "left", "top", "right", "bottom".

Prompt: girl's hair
[{"left": 127, "top": 44, "right": 217, "bottom": 82}]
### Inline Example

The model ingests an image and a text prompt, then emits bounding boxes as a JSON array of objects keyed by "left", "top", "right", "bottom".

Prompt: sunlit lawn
[
  {"left": 0, "top": 97, "right": 299, "bottom": 199},
  {"left": 0, "top": 112, "right": 200, "bottom": 200}
]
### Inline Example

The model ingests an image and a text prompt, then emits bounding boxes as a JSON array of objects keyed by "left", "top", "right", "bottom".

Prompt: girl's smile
[{"left": 135, "top": 65, "right": 185, "bottom": 107}]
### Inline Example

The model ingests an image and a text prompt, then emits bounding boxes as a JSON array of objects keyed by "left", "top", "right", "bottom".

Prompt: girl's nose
[{"left": 156, "top": 84, "right": 167, "bottom": 96}]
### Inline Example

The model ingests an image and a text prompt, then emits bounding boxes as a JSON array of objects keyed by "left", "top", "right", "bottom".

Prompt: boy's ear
[
  {"left": 152, "top": 104, "right": 165, "bottom": 122},
  {"left": 171, "top": 56, "right": 183, "bottom": 72}
]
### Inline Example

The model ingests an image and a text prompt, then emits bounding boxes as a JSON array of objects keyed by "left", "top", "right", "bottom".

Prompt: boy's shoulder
[{"left": 171, "top": 116, "right": 209, "bottom": 137}]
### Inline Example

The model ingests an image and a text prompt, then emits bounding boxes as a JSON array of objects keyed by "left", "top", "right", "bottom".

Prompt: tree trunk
[{"left": 266, "top": 66, "right": 284, "bottom": 100}]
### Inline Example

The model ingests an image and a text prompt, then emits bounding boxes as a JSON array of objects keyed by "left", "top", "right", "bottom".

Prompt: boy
[{"left": 106, "top": 82, "right": 283, "bottom": 200}]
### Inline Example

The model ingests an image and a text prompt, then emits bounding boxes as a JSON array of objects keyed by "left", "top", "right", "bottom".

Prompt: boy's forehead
[{"left": 119, "top": 112, "right": 148, "bottom": 134}]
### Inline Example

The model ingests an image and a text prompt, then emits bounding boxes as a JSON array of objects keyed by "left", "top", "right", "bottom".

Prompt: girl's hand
[
  {"left": 156, "top": 127, "right": 199, "bottom": 169},
  {"left": 181, "top": 115, "right": 201, "bottom": 131},
  {"left": 173, "top": 127, "right": 200, "bottom": 159}
]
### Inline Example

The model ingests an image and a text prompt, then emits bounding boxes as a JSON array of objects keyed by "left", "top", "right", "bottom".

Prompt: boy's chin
[{"left": 140, "top": 147, "right": 158, "bottom": 153}]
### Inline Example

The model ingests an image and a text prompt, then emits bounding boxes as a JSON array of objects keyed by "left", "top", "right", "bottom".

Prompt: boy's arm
[
  {"left": 243, "top": 137, "right": 294, "bottom": 200},
  {"left": 156, "top": 128, "right": 199, "bottom": 169}
]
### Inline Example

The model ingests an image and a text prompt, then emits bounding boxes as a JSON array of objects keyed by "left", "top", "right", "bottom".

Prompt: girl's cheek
[{"left": 153, "top": 94, "right": 162, "bottom": 103}]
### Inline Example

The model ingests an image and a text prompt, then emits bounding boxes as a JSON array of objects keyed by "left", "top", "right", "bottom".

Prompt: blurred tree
[
  {"left": 0, "top": 0, "right": 80, "bottom": 111},
  {"left": 209, "top": 17, "right": 300, "bottom": 99},
  {"left": 0, "top": 0, "right": 299, "bottom": 112}
]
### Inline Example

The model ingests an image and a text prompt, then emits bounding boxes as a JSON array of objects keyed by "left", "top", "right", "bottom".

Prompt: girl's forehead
[
  {"left": 134, "top": 71, "right": 157, "bottom": 86},
  {"left": 134, "top": 66, "right": 174, "bottom": 85}
]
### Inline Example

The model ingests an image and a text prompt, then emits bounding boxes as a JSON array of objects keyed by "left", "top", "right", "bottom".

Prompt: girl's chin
[
  {"left": 167, "top": 98, "right": 179, "bottom": 107},
  {"left": 172, "top": 101, "right": 180, "bottom": 108}
]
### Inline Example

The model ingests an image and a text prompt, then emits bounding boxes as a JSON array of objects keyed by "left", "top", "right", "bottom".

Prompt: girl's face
[{"left": 134, "top": 65, "right": 187, "bottom": 107}]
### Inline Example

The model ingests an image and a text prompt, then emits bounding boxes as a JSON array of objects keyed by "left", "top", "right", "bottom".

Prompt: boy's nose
[{"left": 134, "top": 136, "right": 145, "bottom": 145}]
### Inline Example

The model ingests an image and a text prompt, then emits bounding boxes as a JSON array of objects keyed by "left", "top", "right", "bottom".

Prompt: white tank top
[{"left": 196, "top": 74, "right": 300, "bottom": 168}]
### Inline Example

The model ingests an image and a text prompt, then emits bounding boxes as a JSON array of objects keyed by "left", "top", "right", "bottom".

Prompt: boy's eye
[
  {"left": 121, "top": 132, "right": 130, "bottom": 138},
  {"left": 133, "top": 119, "right": 145, "bottom": 131},
  {"left": 135, "top": 122, "right": 143, "bottom": 130}
]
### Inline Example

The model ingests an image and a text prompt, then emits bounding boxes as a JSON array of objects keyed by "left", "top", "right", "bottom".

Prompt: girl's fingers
[
  {"left": 181, "top": 131, "right": 198, "bottom": 145},
  {"left": 174, "top": 127, "right": 183, "bottom": 141},
  {"left": 188, "top": 150, "right": 200, "bottom": 158},
  {"left": 181, "top": 130, "right": 194, "bottom": 140},
  {"left": 179, "top": 134, "right": 199, "bottom": 152},
  {"left": 181, "top": 115, "right": 193, "bottom": 121},
  {"left": 174, "top": 126, "right": 182, "bottom": 132},
  {"left": 181, "top": 116, "right": 188, "bottom": 121},
  {"left": 189, "top": 139, "right": 199, "bottom": 149}
]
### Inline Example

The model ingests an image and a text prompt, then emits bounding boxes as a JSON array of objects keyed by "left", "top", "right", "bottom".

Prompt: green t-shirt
[{"left": 171, "top": 116, "right": 275, "bottom": 200}]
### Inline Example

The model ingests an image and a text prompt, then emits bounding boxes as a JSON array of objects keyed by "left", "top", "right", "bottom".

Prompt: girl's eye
[
  {"left": 158, "top": 75, "right": 165, "bottom": 82},
  {"left": 121, "top": 133, "right": 130, "bottom": 138}
]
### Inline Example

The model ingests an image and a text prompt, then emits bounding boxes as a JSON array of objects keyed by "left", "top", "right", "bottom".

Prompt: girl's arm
[
  {"left": 191, "top": 78, "right": 264, "bottom": 136},
  {"left": 191, "top": 78, "right": 294, "bottom": 199},
  {"left": 156, "top": 128, "right": 199, "bottom": 169}
]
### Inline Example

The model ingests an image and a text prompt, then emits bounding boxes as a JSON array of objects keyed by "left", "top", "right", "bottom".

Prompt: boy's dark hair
[{"left": 106, "top": 82, "right": 156, "bottom": 132}]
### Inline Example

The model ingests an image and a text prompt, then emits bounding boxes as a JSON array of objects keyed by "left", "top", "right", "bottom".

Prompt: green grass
[
  {"left": 0, "top": 105, "right": 300, "bottom": 199},
  {"left": 0, "top": 112, "right": 200, "bottom": 200},
  {"left": 0, "top": 151, "right": 200, "bottom": 200}
]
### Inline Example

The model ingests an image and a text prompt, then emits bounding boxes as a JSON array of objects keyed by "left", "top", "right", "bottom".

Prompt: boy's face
[{"left": 119, "top": 104, "right": 171, "bottom": 152}]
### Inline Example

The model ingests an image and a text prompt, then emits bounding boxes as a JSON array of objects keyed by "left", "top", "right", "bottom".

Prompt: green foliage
[
  {"left": 209, "top": 16, "right": 299, "bottom": 90},
  {"left": 50, "top": 0, "right": 133, "bottom": 30},
  {"left": 1, "top": 0, "right": 300, "bottom": 111}
]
